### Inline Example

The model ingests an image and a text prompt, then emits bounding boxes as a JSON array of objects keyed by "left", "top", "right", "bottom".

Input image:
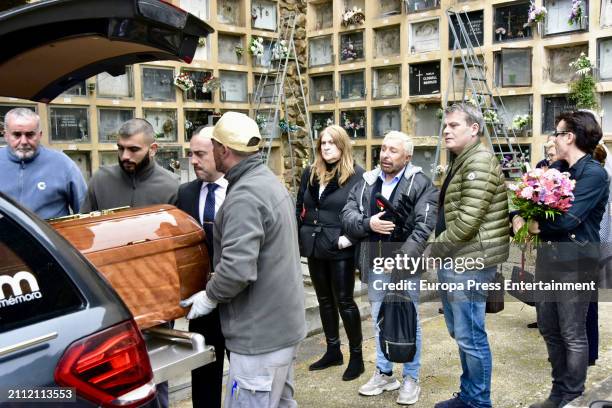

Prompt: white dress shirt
[{"left": 198, "top": 176, "right": 228, "bottom": 224}]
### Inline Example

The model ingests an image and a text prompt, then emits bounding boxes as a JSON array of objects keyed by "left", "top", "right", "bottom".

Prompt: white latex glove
[
  {"left": 180, "top": 290, "right": 218, "bottom": 319},
  {"left": 337, "top": 235, "right": 353, "bottom": 249}
]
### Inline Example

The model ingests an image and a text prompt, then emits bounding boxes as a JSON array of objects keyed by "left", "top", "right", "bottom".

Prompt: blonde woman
[{"left": 296, "top": 125, "right": 365, "bottom": 381}]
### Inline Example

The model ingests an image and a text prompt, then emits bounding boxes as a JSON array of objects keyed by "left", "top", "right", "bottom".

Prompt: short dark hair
[
  {"left": 555, "top": 111, "right": 602, "bottom": 155},
  {"left": 118, "top": 118, "right": 155, "bottom": 144}
]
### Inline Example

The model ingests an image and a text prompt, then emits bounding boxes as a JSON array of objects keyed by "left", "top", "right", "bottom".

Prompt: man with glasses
[{"left": 0, "top": 107, "right": 86, "bottom": 219}]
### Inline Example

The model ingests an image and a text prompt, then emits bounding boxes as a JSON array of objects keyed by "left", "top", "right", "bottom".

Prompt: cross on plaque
[
  {"left": 415, "top": 69, "right": 423, "bottom": 92},
  {"left": 254, "top": 3, "right": 265, "bottom": 18}
]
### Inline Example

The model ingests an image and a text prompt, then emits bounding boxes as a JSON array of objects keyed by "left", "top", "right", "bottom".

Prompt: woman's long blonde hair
[{"left": 310, "top": 125, "right": 355, "bottom": 186}]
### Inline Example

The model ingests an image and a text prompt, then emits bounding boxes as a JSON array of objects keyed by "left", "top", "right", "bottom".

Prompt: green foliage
[{"left": 568, "top": 74, "right": 598, "bottom": 110}]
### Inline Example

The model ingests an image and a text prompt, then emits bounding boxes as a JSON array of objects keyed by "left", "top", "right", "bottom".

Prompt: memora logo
[{"left": 0, "top": 271, "right": 43, "bottom": 308}]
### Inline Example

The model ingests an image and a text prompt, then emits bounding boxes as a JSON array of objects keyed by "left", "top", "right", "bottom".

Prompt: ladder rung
[{"left": 454, "top": 61, "right": 483, "bottom": 68}]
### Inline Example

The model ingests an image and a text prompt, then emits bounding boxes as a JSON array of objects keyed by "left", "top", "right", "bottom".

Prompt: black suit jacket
[{"left": 177, "top": 179, "right": 203, "bottom": 225}]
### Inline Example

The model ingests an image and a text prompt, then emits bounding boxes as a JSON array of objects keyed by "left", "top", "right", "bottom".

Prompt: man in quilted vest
[{"left": 431, "top": 103, "right": 509, "bottom": 408}]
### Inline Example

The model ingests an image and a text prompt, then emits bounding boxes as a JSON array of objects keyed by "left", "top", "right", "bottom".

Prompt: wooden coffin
[{"left": 50, "top": 205, "right": 209, "bottom": 329}]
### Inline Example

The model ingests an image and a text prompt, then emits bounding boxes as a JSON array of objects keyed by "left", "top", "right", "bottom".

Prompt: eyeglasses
[{"left": 553, "top": 130, "right": 571, "bottom": 137}]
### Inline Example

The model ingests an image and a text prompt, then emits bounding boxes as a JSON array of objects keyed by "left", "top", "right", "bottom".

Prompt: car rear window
[{"left": 0, "top": 214, "right": 83, "bottom": 333}]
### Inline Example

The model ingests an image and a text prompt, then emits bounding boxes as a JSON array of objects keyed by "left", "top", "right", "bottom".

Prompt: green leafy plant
[{"left": 568, "top": 53, "right": 598, "bottom": 110}]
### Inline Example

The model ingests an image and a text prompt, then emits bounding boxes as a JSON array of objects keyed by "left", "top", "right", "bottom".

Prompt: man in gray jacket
[
  {"left": 342, "top": 131, "right": 438, "bottom": 405},
  {"left": 180, "top": 112, "right": 306, "bottom": 408},
  {"left": 81, "top": 118, "right": 179, "bottom": 212}
]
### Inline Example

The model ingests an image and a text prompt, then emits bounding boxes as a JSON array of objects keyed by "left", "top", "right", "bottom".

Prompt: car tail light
[{"left": 55, "top": 320, "right": 156, "bottom": 408}]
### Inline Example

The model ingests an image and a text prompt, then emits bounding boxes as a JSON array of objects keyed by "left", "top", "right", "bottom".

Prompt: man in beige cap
[{"left": 180, "top": 112, "right": 307, "bottom": 407}]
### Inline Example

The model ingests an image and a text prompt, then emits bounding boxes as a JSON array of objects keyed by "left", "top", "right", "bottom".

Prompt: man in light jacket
[
  {"left": 342, "top": 131, "right": 438, "bottom": 406},
  {"left": 180, "top": 112, "right": 306, "bottom": 408}
]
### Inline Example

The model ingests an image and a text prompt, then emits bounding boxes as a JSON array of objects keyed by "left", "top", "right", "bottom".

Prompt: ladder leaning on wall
[
  {"left": 432, "top": 8, "right": 526, "bottom": 180},
  {"left": 251, "top": 12, "right": 315, "bottom": 192}
]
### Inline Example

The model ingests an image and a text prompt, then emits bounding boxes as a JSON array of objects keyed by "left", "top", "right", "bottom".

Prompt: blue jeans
[
  {"left": 369, "top": 274, "right": 422, "bottom": 381},
  {"left": 437, "top": 266, "right": 497, "bottom": 408}
]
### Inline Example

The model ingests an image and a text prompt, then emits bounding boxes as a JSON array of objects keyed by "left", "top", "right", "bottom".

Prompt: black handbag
[
  {"left": 377, "top": 292, "right": 417, "bottom": 363},
  {"left": 507, "top": 250, "right": 536, "bottom": 306},
  {"left": 486, "top": 270, "right": 505, "bottom": 314}
]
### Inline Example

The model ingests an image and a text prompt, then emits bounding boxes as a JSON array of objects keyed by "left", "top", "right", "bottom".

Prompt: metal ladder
[
  {"left": 433, "top": 8, "right": 525, "bottom": 179},
  {"left": 252, "top": 12, "right": 314, "bottom": 192}
]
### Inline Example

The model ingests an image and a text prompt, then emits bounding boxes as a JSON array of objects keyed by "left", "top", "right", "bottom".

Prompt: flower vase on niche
[{"left": 353, "top": 128, "right": 357, "bottom": 138}]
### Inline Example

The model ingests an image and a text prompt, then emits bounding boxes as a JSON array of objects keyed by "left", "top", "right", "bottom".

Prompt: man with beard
[
  {"left": 81, "top": 118, "right": 178, "bottom": 407},
  {"left": 177, "top": 126, "right": 228, "bottom": 408},
  {"left": 0, "top": 108, "right": 87, "bottom": 219},
  {"left": 81, "top": 118, "right": 179, "bottom": 212}
]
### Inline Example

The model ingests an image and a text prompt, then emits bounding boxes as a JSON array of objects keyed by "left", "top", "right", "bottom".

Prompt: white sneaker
[
  {"left": 358, "top": 370, "right": 401, "bottom": 396},
  {"left": 396, "top": 377, "right": 421, "bottom": 405}
]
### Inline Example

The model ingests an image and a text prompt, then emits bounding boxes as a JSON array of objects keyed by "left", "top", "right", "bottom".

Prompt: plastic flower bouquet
[
  {"left": 341, "top": 7, "right": 365, "bottom": 27},
  {"left": 174, "top": 73, "right": 194, "bottom": 91},
  {"left": 568, "top": 0, "right": 584, "bottom": 26},
  {"left": 201, "top": 76, "right": 220, "bottom": 93},
  {"left": 512, "top": 114, "right": 531, "bottom": 131},
  {"left": 509, "top": 168, "right": 575, "bottom": 244},
  {"left": 272, "top": 40, "right": 289, "bottom": 60},
  {"left": 249, "top": 37, "right": 265, "bottom": 57},
  {"left": 527, "top": 1, "right": 547, "bottom": 25}
]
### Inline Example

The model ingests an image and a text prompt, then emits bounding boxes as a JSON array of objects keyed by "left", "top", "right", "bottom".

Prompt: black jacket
[
  {"left": 177, "top": 179, "right": 203, "bottom": 225},
  {"left": 537, "top": 154, "right": 609, "bottom": 262},
  {"left": 296, "top": 165, "right": 365, "bottom": 259}
]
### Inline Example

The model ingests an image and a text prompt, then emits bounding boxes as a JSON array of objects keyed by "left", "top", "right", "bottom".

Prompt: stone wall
[{"left": 279, "top": 0, "right": 311, "bottom": 193}]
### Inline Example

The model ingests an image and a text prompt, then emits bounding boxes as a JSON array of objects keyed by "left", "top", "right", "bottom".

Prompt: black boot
[
  {"left": 309, "top": 344, "right": 343, "bottom": 371},
  {"left": 342, "top": 351, "right": 365, "bottom": 381}
]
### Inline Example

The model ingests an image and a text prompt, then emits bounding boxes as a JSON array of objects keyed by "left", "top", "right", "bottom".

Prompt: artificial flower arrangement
[
  {"left": 255, "top": 113, "right": 267, "bottom": 131},
  {"left": 342, "top": 112, "right": 364, "bottom": 137},
  {"left": 512, "top": 114, "right": 531, "bottom": 131},
  {"left": 249, "top": 37, "right": 265, "bottom": 57},
  {"left": 174, "top": 73, "right": 195, "bottom": 91},
  {"left": 201, "top": 76, "right": 221, "bottom": 93},
  {"left": 483, "top": 109, "right": 500, "bottom": 124},
  {"left": 526, "top": 0, "right": 547, "bottom": 26},
  {"left": 235, "top": 45, "right": 244, "bottom": 57},
  {"left": 272, "top": 40, "right": 289, "bottom": 60},
  {"left": 568, "top": 0, "right": 584, "bottom": 26},
  {"left": 509, "top": 168, "right": 575, "bottom": 244},
  {"left": 341, "top": 7, "right": 365, "bottom": 27},
  {"left": 341, "top": 42, "right": 358, "bottom": 60},
  {"left": 313, "top": 117, "right": 334, "bottom": 133}
]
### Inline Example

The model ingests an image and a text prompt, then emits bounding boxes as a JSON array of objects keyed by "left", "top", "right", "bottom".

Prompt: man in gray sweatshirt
[{"left": 180, "top": 112, "right": 306, "bottom": 408}]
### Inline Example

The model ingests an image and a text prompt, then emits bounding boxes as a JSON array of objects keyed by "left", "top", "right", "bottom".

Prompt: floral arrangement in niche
[
  {"left": 313, "top": 117, "right": 334, "bottom": 133},
  {"left": 235, "top": 45, "right": 244, "bottom": 57},
  {"left": 198, "top": 37, "right": 207, "bottom": 47},
  {"left": 568, "top": 0, "right": 584, "bottom": 26},
  {"left": 483, "top": 109, "right": 499, "bottom": 124},
  {"left": 341, "top": 41, "right": 358, "bottom": 60},
  {"left": 512, "top": 114, "right": 531, "bottom": 131},
  {"left": 341, "top": 7, "right": 365, "bottom": 27},
  {"left": 495, "top": 27, "right": 506, "bottom": 35},
  {"left": 185, "top": 119, "right": 193, "bottom": 131},
  {"left": 342, "top": 112, "right": 364, "bottom": 138},
  {"left": 526, "top": 1, "right": 547, "bottom": 26},
  {"left": 173, "top": 73, "right": 194, "bottom": 91},
  {"left": 568, "top": 52, "right": 598, "bottom": 109},
  {"left": 201, "top": 76, "right": 220, "bottom": 93},
  {"left": 272, "top": 40, "right": 289, "bottom": 60},
  {"left": 249, "top": 37, "right": 265, "bottom": 57},
  {"left": 255, "top": 113, "right": 267, "bottom": 131}
]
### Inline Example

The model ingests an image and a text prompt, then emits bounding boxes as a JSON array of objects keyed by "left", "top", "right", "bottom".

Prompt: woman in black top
[{"left": 296, "top": 125, "right": 365, "bottom": 381}]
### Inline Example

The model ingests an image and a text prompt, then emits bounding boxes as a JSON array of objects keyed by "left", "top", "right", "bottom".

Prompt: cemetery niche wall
[
  {"left": 340, "top": 71, "right": 366, "bottom": 100},
  {"left": 544, "top": 0, "right": 588, "bottom": 35},
  {"left": 184, "top": 70, "right": 214, "bottom": 102},
  {"left": 251, "top": 0, "right": 277, "bottom": 31},
  {"left": 373, "top": 106, "right": 401, "bottom": 137},
  {"left": 598, "top": 37, "right": 612, "bottom": 81},
  {"left": 310, "top": 74, "right": 335, "bottom": 103},
  {"left": 220, "top": 71, "right": 248, "bottom": 102},
  {"left": 547, "top": 44, "right": 588, "bottom": 84},
  {"left": 253, "top": 38, "right": 274, "bottom": 67},
  {"left": 410, "top": 19, "right": 440, "bottom": 54},
  {"left": 373, "top": 66, "right": 401, "bottom": 99},
  {"left": 62, "top": 82, "right": 87, "bottom": 97},
  {"left": 97, "top": 69, "right": 133, "bottom": 98},
  {"left": 218, "top": 34, "right": 245, "bottom": 64},
  {"left": 494, "top": 48, "right": 532, "bottom": 87},
  {"left": 405, "top": 0, "right": 439, "bottom": 13},
  {"left": 49, "top": 106, "right": 89, "bottom": 142},
  {"left": 497, "top": 95, "right": 532, "bottom": 136},
  {"left": 143, "top": 109, "right": 178, "bottom": 142},
  {"left": 493, "top": 2, "right": 532, "bottom": 42},
  {"left": 409, "top": 61, "right": 441, "bottom": 96},
  {"left": 65, "top": 151, "right": 92, "bottom": 180},
  {"left": 311, "top": 111, "right": 335, "bottom": 136},
  {"left": 217, "top": 0, "right": 242, "bottom": 26},
  {"left": 448, "top": 10, "right": 484, "bottom": 49},
  {"left": 340, "top": 31, "right": 365, "bottom": 62},
  {"left": 141, "top": 66, "right": 175, "bottom": 101},
  {"left": 98, "top": 108, "right": 135, "bottom": 143},
  {"left": 412, "top": 103, "right": 441, "bottom": 137},
  {"left": 378, "top": 0, "right": 401, "bottom": 16},
  {"left": 309, "top": 35, "right": 334, "bottom": 67},
  {"left": 412, "top": 147, "right": 436, "bottom": 174},
  {"left": 374, "top": 26, "right": 401, "bottom": 58},
  {"left": 313, "top": 1, "right": 333, "bottom": 30},
  {"left": 542, "top": 95, "right": 576, "bottom": 133},
  {"left": 184, "top": 110, "right": 215, "bottom": 140}
]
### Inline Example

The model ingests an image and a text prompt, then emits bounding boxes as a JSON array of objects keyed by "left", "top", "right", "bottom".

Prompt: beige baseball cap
[{"left": 212, "top": 112, "right": 262, "bottom": 152}]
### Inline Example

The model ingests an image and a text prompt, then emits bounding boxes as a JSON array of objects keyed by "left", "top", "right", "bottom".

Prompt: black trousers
[
  {"left": 189, "top": 308, "right": 227, "bottom": 408},
  {"left": 307, "top": 257, "right": 362, "bottom": 352}
]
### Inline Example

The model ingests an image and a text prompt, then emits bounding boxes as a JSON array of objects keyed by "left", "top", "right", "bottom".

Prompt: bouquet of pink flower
[{"left": 509, "top": 168, "right": 575, "bottom": 244}]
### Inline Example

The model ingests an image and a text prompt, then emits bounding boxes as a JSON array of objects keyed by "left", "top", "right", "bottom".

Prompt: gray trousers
[{"left": 224, "top": 344, "right": 298, "bottom": 408}]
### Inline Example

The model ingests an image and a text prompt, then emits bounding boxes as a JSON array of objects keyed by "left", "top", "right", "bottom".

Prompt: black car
[{"left": 0, "top": 1, "right": 214, "bottom": 406}]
